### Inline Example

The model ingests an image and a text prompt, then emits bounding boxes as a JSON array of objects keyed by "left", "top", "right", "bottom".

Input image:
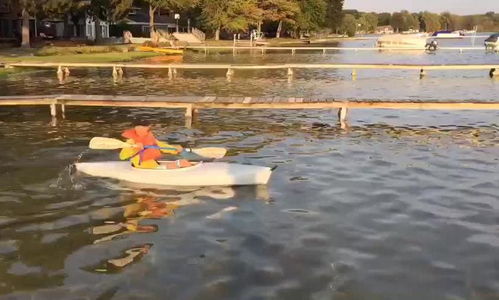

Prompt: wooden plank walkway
[
  {"left": 7, "top": 62, "right": 498, "bottom": 70},
  {"left": 181, "top": 45, "right": 488, "bottom": 52},
  {"left": 1, "top": 94, "right": 498, "bottom": 117},
  {"left": 2, "top": 94, "right": 498, "bottom": 127}
]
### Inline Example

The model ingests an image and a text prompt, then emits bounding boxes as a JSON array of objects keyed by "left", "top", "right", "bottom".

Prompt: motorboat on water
[
  {"left": 484, "top": 33, "right": 499, "bottom": 50},
  {"left": 431, "top": 30, "right": 465, "bottom": 38},
  {"left": 376, "top": 34, "right": 427, "bottom": 49}
]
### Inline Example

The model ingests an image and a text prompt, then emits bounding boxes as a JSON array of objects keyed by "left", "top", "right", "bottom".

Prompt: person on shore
[{"left": 119, "top": 124, "right": 192, "bottom": 169}]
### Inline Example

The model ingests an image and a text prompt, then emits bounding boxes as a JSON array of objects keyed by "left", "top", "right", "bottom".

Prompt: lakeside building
[{"left": 375, "top": 25, "right": 395, "bottom": 34}]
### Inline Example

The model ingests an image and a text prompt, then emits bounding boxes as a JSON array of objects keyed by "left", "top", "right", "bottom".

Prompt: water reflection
[{"left": 85, "top": 185, "right": 262, "bottom": 273}]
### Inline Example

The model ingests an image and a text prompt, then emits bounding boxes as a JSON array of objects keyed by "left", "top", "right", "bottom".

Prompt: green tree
[
  {"left": 390, "top": 12, "right": 404, "bottom": 32},
  {"left": 295, "top": 0, "right": 326, "bottom": 34},
  {"left": 340, "top": 13, "right": 356, "bottom": 36},
  {"left": 201, "top": 0, "right": 260, "bottom": 40},
  {"left": 421, "top": 11, "right": 441, "bottom": 32},
  {"left": 377, "top": 12, "right": 391, "bottom": 26},
  {"left": 325, "top": 0, "right": 343, "bottom": 33},
  {"left": 358, "top": 12, "right": 377, "bottom": 33},
  {"left": 407, "top": 13, "right": 419, "bottom": 31},
  {"left": 143, "top": 0, "right": 199, "bottom": 38},
  {"left": 390, "top": 10, "right": 419, "bottom": 32},
  {"left": 257, "top": 0, "right": 300, "bottom": 38}
]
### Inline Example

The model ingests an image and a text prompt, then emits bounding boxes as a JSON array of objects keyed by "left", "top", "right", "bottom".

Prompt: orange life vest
[{"left": 121, "top": 126, "right": 162, "bottom": 162}]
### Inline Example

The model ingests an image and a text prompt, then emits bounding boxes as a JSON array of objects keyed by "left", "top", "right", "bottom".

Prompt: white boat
[
  {"left": 75, "top": 161, "right": 272, "bottom": 186},
  {"left": 376, "top": 34, "right": 427, "bottom": 49},
  {"left": 431, "top": 30, "right": 464, "bottom": 38}
]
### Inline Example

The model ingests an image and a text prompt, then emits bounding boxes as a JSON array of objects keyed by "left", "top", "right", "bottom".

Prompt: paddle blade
[
  {"left": 89, "top": 137, "right": 133, "bottom": 150},
  {"left": 191, "top": 147, "right": 227, "bottom": 159}
]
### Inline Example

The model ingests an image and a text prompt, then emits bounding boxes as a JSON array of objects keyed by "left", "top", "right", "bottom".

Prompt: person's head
[{"left": 131, "top": 120, "right": 152, "bottom": 136}]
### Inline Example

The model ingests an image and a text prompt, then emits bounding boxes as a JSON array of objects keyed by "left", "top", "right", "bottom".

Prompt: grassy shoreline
[{"left": 0, "top": 50, "right": 162, "bottom": 75}]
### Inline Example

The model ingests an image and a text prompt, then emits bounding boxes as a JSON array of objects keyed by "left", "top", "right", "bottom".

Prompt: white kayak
[{"left": 75, "top": 161, "right": 272, "bottom": 186}]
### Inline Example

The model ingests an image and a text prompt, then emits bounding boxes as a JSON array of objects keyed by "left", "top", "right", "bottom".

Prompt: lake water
[{"left": 0, "top": 38, "right": 498, "bottom": 299}]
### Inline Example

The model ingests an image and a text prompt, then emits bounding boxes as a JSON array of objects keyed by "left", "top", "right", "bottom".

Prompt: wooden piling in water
[
  {"left": 490, "top": 68, "right": 498, "bottom": 78},
  {"left": 50, "top": 103, "right": 56, "bottom": 117},
  {"left": 420, "top": 68, "right": 426, "bottom": 78}
]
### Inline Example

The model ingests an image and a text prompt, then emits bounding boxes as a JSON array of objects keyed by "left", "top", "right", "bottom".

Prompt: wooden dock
[
  {"left": 181, "top": 45, "right": 488, "bottom": 54},
  {"left": 5, "top": 62, "right": 499, "bottom": 81},
  {"left": 1, "top": 94, "right": 498, "bottom": 128}
]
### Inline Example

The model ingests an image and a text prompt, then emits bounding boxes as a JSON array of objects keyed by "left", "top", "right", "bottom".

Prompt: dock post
[
  {"left": 337, "top": 106, "right": 349, "bottom": 129},
  {"left": 184, "top": 105, "right": 193, "bottom": 128},
  {"left": 292, "top": 49, "right": 296, "bottom": 55},
  {"left": 420, "top": 68, "right": 426, "bottom": 79},
  {"left": 322, "top": 49, "right": 326, "bottom": 55},
  {"left": 226, "top": 68, "right": 234, "bottom": 82},
  {"left": 490, "top": 68, "right": 498, "bottom": 78},
  {"left": 204, "top": 47, "right": 207, "bottom": 55},
  {"left": 61, "top": 104, "right": 66, "bottom": 119},
  {"left": 112, "top": 66, "right": 118, "bottom": 80},
  {"left": 57, "top": 66, "right": 64, "bottom": 82},
  {"left": 173, "top": 68, "right": 177, "bottom": 78},
  {"left": 185, "top": 105, "right": 193, "bottom": 118},
  {"left": 168, "top": 67, "right": 173, "bottom": 80},
  {"left": 351, "top": 69, "right": 357, "bottom": 80},
  {"left": 287, "top": 68, "right": 294, "bottom": 83},
  {"left": 338, "top": 106, "right": 348, "bottom": 122},
  {"left": 50, "top": 103, "right": 58, "bottom": 126},
  {"left": 50, "top": 103, "right": 57, "bottom": 117},
  {"left": 57, "top": 65, "right": 63, "bottom": 77}
]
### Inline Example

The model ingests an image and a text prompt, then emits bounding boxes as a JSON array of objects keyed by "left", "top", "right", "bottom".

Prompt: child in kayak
[{"left": 119, "top": 124, "right": 192, "bottom": 169}]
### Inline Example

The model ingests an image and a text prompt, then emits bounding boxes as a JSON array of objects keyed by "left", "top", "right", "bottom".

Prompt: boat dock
[
  {"left": 5, "top": 62, "right": 499, "bottom": 80},
  {"left": 181, "top": 45, "right": 488, "bottom": 54},
  {"left": 1, "top": 94, "right": 498, "bottom": 128}
]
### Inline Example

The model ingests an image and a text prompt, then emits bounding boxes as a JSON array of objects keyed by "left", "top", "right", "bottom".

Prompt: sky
[{"left": 343, "top": 0, "right": 499, "bottom": 15}]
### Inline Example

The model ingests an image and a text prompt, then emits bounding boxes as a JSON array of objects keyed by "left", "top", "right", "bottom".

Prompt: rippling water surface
[{"left": 0, "top": 39, "right": 499, "bottom": 299}]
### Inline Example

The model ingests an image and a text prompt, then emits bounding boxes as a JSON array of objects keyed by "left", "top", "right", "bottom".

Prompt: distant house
[
  {"left": 0, "top": 0, "right": 33, "bottom": 42},
  {"left": 38, "top": 17, "right": 109, "bottom": 40},
  {"left": 0, "top": 0, "right": 109, "bottom": 42},
  {"left": 376, "top": 25, "right": 394, "bottom": 34}
]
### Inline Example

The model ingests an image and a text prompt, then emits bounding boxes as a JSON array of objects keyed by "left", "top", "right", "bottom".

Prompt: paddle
[{"left": 89, "top": 137, "right": 227, "bottom": 159}]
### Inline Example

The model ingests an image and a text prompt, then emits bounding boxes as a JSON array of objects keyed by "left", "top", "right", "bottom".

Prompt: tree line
[
  {"left": 340, "top": 10, "right": 499, "bottom": 37},
  {"left": 10, "top": 0, "right": 344, "bottom": 47},
  {"left": 8, "top": 0, "right": 499, "bottom": 48}
]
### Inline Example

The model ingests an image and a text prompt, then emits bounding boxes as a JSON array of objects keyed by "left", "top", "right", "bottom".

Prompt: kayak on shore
[
  {"left": 75, "top": 161, "right": 272, "bottom": 186},
  {"left": 138, "top": 46, "right": 184, "bottom": 55}
]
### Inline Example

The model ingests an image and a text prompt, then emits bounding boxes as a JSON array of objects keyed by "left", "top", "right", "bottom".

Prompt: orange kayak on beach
[{"left": 138, "top": 46, "right": 184, "bottom": 55}]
